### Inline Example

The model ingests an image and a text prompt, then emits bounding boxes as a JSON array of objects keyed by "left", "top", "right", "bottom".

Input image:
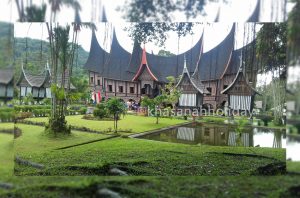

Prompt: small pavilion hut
[
  {"left": 176, "top": 56, "right": 207, "bottom": 112},
  {"left": 0, "top": 68, "right": 14, "bottom": 102},
  {"left": 17, "top": 63, "right": 51, "bottom": 100},
  {"left": 17, "top": 63, "right": 75, "bottom": 101},
  {"left": 221, "top": 61, "right": 259, "bottom": 117}
]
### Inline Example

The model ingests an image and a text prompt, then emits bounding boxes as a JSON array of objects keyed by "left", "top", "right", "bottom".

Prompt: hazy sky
[{"left": 1, "top": 0, "right": 290, "bottom": 22}]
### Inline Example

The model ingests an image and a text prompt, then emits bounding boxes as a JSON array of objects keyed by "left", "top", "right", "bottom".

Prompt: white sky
[
  {"left": 14, "top": 22, "right": 258, "bottom": 54},
  {"left": 0, "top": 0, "right": 291, "bottom": 22}
]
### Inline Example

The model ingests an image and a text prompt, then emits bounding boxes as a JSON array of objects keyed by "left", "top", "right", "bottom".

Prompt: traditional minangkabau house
[
  {"left": 176, "top": 56, "right": 208, "bottom": 109},
  {"left": 16, "top": 63, "right": 75, "bottom": 100},
  {"left": 85, "top": 23, "right": 258, "bottom": 111},
  {"left": 0, "top": 68, "right": 14, "bottom": 102},
  {"left": 221, "top": 64, "right": 259, "bottom": 115}
]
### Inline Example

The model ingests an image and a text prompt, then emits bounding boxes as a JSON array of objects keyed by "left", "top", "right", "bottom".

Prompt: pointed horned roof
[
  {"left": 17, "top": 63, "right": 49, "bottom": 88},
  {"left": 221, "top": 64, "right": 259, "bottom": 95},
  {"left": 0, "top": 68, "right": 14, "bottom": 85},
  {"left": 247, "top": 0, "right": 260, "bottom": 22},
  {"left": 100, "top": 5, "right": 108, "bottom": 22},
  {"left": 84, "top": 23, "right": 255, "bottom": 85},
  {"left": 195, "top": 24, "right": 236, "bottom": 81},
  {"left": 132, "top": 46, "right": 158, "bottom": 81},
  {"left": 176, "top": 56, "right": 207, "bottom": 94}
]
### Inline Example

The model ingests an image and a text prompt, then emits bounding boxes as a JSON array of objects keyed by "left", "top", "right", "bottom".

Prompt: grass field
[
  {"left": 0, "top": 176, "right": 300, "bottom": 198},
  {"left": 0, "top": 123, "right": 14, "bottom": 130},
  {"left": 0, "top": 115, "right": 297, "bottom": 197},
  {"left": 14, "top": 123, "right": 286, "bottom": 176},
  {"left": 25, "top": 115, "right": 188, "bottom": 134},
  {"left": 0, "top": 133, "right": 13, "bottom": 179},
  {"left": 14, "top": 124, "right": 112, "bottom": 154},
  {"left": 287, "top": 161, "right": 300, "bottom": 172}
]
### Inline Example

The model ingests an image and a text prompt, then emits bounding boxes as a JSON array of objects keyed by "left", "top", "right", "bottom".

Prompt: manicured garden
[
  {"left": 13, "top": 114, "right": 286, "bottom": 176},
  {"left": 25, "top": 114, "right": 188, "bottom": 134}
]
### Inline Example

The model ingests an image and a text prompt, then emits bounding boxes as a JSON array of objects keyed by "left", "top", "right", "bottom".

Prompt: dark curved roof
[
  {"left": 128, "top": 31, "right": 204, "bottom": 82},
  {"left": 16, "top": 64, "right": 48, "bottom": 87},
  {"left": 247, "top": 0, "right": 260, "bottom": 22},
  {"left": 101, "top": 29, "right": 133, "bottom": 80},
  {"left": 0, "top": 68, "right": 14, "bottom": 85},
  {"left": 84, "top": 29, "right": 110, "bottom": 73},
  {"left": 85, "top": 24, "right": 255, "bottom": 84},
  {"left": 224, "top": 39, "right": 256, "bottom": 76},
  {"left": 195, "top": 24, "right": 235, "bottom": 81}
]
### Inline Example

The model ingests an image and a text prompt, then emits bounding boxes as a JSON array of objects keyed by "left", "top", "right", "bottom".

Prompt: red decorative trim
[{"left": 132, "top": 47, "right": 158, "bottom": 81}]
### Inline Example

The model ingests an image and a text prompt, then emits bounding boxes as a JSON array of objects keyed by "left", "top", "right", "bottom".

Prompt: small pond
[
  {"left": 287, "top": 135, "right": 300, "bottom": 161},
  {"left": 138, "top": 123, "right": 286, "bottom": 149}
]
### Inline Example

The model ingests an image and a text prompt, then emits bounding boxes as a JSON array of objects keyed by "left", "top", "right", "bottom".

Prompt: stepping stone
[
  {"left": 109, "top": 168, "right": 128, "bottom": 176},
  {"left": 97, "top": 188, "right": 122, "bottom": 198}
]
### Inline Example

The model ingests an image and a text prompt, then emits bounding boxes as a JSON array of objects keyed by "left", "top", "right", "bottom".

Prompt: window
[
  {"left": 119, "top": 86, "right": 123, "bottom": 93},
  {"left": 90, "top": 77, "right": 94, "bottom": 83},
  {"left": 206, "top": 87, "right": 212, "bottom": 96},
  {"left": 130, "top": 87, "right": 134, "bottom": 93},
  {"left": 97, "top": 80, "right": 100, "bottom": 86},
  {"left": 108, "top": 85, "right": 113, "bottom": 92},
  {"left": 204, "top": 128, "right": 210, "bottom": 136}
]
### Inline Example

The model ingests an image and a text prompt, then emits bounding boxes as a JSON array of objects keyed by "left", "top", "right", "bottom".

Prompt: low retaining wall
[{"left": 129, "top": 122, "right": 192, "bottom": 138}]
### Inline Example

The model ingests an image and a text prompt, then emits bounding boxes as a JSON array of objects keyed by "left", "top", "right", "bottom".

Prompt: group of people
[{"left": 126, "top": 101, "right": 140, "bottom": 111}]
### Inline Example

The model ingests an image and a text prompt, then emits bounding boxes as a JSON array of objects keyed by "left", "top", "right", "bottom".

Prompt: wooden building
[
  {"left": 0, "top": 68, "right": 14, "bottom": 102},
  {"left": 85, "top": 23, "right": 258, "bottom": 110},
  {"left": 16, "top": 64, "right": 75, "bottom": 100}
]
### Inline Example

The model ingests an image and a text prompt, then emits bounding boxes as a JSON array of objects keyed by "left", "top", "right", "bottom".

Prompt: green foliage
[
  {"left": 125, "top": 23, "right": 194, "bottom": 47},
  {"left": 157, "top": 49, "right": 175, "bottom": 57},
  {"left": 106, "top": 98, "right": 127, "bottom": 132},
  {"left": 288, "top": 0, "right": 300, "bottom": 63},
  {"left": 51, "top": 84, "right": 65, "bottom": 100},
  {"left": 121, "top": 0, "right": 208, "bottom": 22},
  {"left": 93, "top": 103, "right": 109, "bottom": 119},
  {"left": 256, "top": 23, "right": 287, "bottom": 73}
]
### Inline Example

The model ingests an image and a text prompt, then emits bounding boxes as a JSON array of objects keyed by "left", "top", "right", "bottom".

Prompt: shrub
[
  {"left": 257, "top": 115, "right": 273, "bottom": 126},
  {"left": 79, "top": 107, "right": 87, "bottom": 115},
  {"left": 93, "top": 103, "right": 109, "bottom": 119}
]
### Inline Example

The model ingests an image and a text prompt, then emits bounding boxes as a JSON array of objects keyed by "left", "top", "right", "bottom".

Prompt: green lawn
[
  {"left": 0, "top": 176, "right": 299, "bottom": 198},
  {"left": 25, "top": 115, "right": 188, "bottom": 134},
  {"left": 0, "top": 133, "right": 13, "bottom": 180},
  {"left": 287, "top": 161, "right": 300, "bottom": 172},
  {"left": 14, "top": 124, "right": 113, "bottom": 154},
  {"left": 14, "top": 124, "right": 285, "bottom": 176},
  {"left": 0, "top": 123, "right": 14, "bottom": 130}
]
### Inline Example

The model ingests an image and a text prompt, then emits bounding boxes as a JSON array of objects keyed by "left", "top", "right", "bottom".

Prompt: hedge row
[
  {"left": 0, "top": 110, "right": 14, "bottom": 122},
  {"left": 14, "top": 105, "right": 87, "bottom": 118}
]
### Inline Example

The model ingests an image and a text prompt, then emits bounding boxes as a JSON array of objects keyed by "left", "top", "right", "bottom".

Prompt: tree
[
  {"left": 121, "top": 0, "right": 218, "bottom": 22},
  {"left": 125, "top": 22, "right": 194, "bottom": 47},
  {"left": 161, "top": 76, "right": 181, "bottom": 114},
  {"left": 45, "top": 24, "right": 74, "bottom": 134},
  {"left": 106, "top": 98, "right": 126, "bottom": 132},
  {"left": 14, "top": 0, "right": 81, "bottom": 22},
  {"left": 141, "top": 95, "right": 167, "bottom": 124},
  {"left": 256, "top": 23, "right": 287, "bottom": 126},
  {"left": 288, "top": 0, "right": 300, "bottom": 64},
  {"left": 157, "top": 50, "right": 175, "bottom": 57}
]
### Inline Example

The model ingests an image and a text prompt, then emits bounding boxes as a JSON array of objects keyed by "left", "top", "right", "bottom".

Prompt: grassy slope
[
  {"left": 25, "top": 115, "right": 188, "bottom": 134},
  {"left": 14, "top": 124, "right": 285, "bottom": 176}
]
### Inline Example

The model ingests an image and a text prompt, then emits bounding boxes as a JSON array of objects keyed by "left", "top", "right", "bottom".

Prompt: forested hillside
[{"left": 0, "top": 22, "right": 14, "bottom": 68}]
